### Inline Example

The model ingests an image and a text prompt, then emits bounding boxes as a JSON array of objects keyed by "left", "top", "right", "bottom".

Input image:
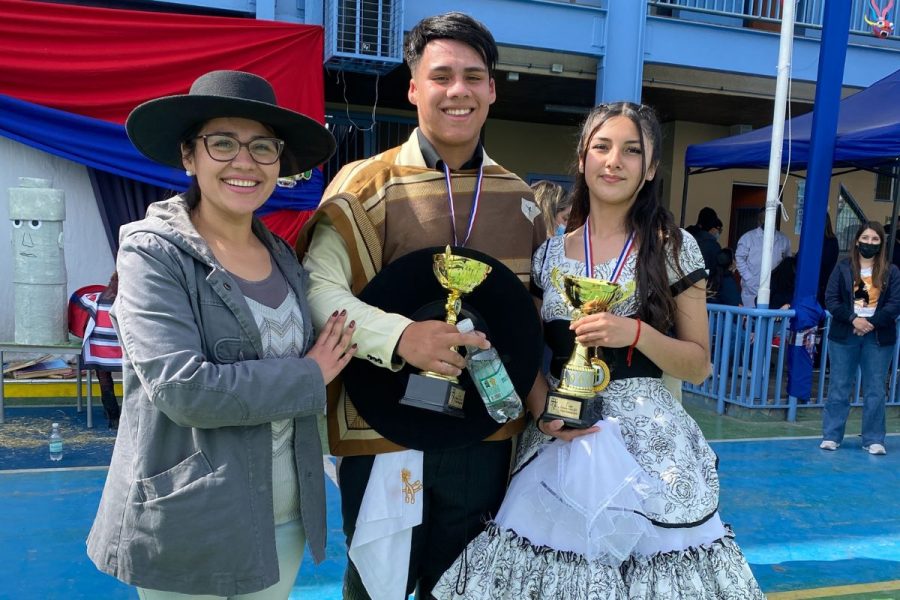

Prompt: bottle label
[
  {"left": 477, "top": 365, "right": 515, "bottom": 405},
  {"left": 49, "top": 441, "right": 63, "bottom": 453}
]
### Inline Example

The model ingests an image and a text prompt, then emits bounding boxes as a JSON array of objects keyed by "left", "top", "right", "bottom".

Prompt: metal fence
[
  {"left": 686, "top": 304, "right": 900, "bottom": 421},
  {"left": 323, "top": 112, "right": 416, "bottom": 183},
  {"left": 650, "top": 0, "right": 900, "bottom": 38}
]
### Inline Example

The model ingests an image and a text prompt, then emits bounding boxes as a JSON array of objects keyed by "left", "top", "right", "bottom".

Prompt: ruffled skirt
[
  {"left": 432, "top": 419, "right": 764, "bottom": 599},
  {"left": 433, "top": 523, "right": 764, "bottom": 599}
]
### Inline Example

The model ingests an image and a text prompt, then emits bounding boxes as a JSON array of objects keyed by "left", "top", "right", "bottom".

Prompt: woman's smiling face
[
  {"left": 182, "top": 117, "right": 280, "bottom": 220},
  {"left": 580, "top": 115, "right": 656, "bottom": 209}
]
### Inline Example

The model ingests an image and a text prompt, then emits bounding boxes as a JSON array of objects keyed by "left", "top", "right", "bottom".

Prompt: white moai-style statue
[{"left": 9, "top": 177, "right": 68, "bottom": 345}]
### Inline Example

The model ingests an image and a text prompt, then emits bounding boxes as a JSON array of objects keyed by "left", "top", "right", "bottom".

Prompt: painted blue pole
[
  {"left": 788, "top": 1, "right": 852, "bottom": 407},
  {"left": 595, "top": 0, "right": 646, "bottom": 103}
]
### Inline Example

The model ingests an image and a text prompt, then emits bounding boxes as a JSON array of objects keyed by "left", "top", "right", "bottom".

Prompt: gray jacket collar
[{"left": 120, "top": 195, "right": 288, "bottom": 268}]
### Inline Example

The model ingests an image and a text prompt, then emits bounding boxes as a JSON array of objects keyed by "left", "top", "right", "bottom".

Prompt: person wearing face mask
[
  {"left": 821, "top": 221, "right": 900, "bottom": 456},
  {"left": 532, "top": 179, "right": 573, "bottom": 237}
]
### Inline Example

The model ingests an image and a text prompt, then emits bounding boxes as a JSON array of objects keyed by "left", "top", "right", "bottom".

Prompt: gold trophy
[
  {"left": 542, "top": 267, "right": 634, "bottom": 428},
  {"left": 401, "top": 246, "right": 492, "bottom": 417}
]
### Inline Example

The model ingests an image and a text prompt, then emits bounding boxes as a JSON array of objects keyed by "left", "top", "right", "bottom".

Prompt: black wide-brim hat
[
  {"left": 342, "top": 246, "right": 543, "bottom": 451},
  {"left": 126, "top": 70, "right": 336, "bottom": 177}
]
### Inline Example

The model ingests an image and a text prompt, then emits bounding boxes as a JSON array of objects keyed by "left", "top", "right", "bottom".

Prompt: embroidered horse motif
[{"left": 401, "top": 468, "right": 423, "bottom": 504}]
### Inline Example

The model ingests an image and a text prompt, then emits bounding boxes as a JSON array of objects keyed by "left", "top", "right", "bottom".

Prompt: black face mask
[{"left": 858, "top": 242, "right": 881, "bottom": 259}]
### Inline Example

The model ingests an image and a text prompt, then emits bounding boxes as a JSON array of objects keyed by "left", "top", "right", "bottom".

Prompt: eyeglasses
[{"left": 194, "top": 134, "right": 285, "bottom": 165}]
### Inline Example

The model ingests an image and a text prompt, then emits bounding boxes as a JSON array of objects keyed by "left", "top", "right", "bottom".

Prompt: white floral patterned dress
[{"left": 432, "top": 232, "right": 765, "bottom": 599}]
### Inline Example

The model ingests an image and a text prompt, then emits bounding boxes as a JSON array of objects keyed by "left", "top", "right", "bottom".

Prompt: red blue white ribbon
[
  {"left": 444, "top": 163, "right": 484, "bottom": 248},
  {"left": 583, "top": 218, "right": 634, "bottom": 282}
]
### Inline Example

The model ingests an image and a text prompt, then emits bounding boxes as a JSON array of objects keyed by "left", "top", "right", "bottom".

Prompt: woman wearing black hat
[{"left": 87, "top": 70, "right": 355, "bottom": 598}]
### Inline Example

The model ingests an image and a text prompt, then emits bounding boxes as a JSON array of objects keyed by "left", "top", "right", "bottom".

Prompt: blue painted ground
[
  {"left": 0, "top": 468, "right": 346, "bottom": 600},
  {"left": 715, "top": 435, "right": 900, "bottom": 593},
  {"left": 1, "top": 435, "right": 898, "bottom": 598}
]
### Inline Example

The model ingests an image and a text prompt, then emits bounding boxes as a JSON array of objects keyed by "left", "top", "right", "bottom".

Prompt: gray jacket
[{"left": 86, "top": 197, "right": 328, "bottom": 596}]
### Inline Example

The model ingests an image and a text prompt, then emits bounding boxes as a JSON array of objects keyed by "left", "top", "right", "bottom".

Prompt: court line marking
[
  {"left": 0, "top": 465, "right": 109, "bottom": 475},
  {"left": 766, "top": 579, "right": 900, "bottom": 599},
  {"left": 707, "top": 432, "right": 900, "bottom": 444}
]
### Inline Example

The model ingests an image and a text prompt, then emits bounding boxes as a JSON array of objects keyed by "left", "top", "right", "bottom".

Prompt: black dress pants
[
  {"left": 339, "top": 439, "right": 512, "bottom": 600},
  {"left": 95, "top": 368, "right": 120, "bottom": 424}
]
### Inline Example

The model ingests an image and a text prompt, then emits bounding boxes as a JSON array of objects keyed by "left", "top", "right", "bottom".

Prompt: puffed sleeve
[
  {"left": 531, "top": 238, "right": 552, "bottom": 299},
  {"left": 667, "top": 229, "right": 708, "bottom": 296}
]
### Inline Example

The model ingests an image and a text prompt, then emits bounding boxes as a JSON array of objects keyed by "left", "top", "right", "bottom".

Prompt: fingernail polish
[
  {"left": 332, "top": 310, "right": 338, "bottom": 317},
  {"left": 340, "top": 309, "right": 347, "bottom": 316},
  {"left": 349, "top": 320, "right": 356, "bottom": 328}
]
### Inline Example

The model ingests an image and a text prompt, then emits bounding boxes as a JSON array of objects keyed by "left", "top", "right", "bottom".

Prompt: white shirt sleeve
[{"left": 302, "top": 219, "right": 412, "bottom": 370}]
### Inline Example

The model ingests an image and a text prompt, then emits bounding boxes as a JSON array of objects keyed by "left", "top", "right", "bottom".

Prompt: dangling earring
[{"left": 185, "top": 170, "right": 193, "bottom": 177}]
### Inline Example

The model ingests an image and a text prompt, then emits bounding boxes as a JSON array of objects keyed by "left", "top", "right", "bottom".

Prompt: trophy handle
[
  {"left": 606, "top": 280, "right": 637, "bottom": 310},
  {"left": 550, "top": 267, "right": 584, "bottom": 320}
]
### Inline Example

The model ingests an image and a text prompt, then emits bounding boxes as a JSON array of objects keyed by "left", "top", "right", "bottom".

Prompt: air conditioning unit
[{"left": 325, "top": 0, "right": 404, "bottom": 75}]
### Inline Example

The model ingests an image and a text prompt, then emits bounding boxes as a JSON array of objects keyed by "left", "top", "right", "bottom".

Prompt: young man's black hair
[{"left": 404, "top": 11, "right": 498, "bottom": 76}]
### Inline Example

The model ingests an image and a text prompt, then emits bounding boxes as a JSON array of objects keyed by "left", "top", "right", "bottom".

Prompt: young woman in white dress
[{"left": 433, "top": 102, "right": 765, "bottom": 599}]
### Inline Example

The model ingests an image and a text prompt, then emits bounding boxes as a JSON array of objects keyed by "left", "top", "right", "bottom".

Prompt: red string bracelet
[{"left": 626, "top": 318, "right": 642, "bottom": 366}]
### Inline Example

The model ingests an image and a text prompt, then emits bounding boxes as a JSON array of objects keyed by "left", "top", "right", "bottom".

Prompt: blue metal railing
[
  {"left": 650, "top": 0, "right": 900, "bottom": 39},
  {"left": 686, "top": 304, "right": 900, "bottom": 420}
]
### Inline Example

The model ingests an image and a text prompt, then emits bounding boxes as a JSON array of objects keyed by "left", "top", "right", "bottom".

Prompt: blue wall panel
[{"left": 143, "top": 0, "right": 900, "bottom": 91}]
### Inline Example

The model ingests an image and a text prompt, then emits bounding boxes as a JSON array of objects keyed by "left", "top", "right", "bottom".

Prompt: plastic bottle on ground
[{"left": 49, "top": 422, "right": 63, "bottom": 462}]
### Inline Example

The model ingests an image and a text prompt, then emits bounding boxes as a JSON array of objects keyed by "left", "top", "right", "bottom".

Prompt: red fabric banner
[
  {"left": 0, "top": 0, "right": 324, "bottom": 124},
  {"left": 259, "top": 209, "right": 315, "bottom": 246}
]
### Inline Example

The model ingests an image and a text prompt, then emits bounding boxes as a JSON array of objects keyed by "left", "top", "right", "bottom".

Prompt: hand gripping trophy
[
  {"left": 400, "top": 246, "right": 492, "bottom": 416},
  {"left": 542, "top": 267, "right": 634, "bottom": 428}
]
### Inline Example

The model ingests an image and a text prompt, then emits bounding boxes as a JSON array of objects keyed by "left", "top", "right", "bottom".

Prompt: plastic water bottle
[
  {"left": 49, "top": 422, "right": 63, "bottom": 462},
  {"left": 457, "top": 319, "right": 524, "bottom": 423}
]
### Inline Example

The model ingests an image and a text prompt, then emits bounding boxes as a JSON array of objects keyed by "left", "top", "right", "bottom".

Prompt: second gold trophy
[{"left": 542, "top": 267, "right": 633, "bottom": 428}]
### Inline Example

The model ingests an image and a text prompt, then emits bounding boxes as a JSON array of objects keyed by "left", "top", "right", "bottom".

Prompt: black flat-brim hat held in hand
[
  {"left": 341, "top": 246, "right": 544, "bottom": 451},
  {"left": 126, "top": 70, "right": 336, "bottom": 177}
]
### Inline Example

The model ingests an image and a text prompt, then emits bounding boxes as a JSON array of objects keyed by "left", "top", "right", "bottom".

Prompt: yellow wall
[{"left": 484, "top": 118, "right": 579, "bottom": 181}]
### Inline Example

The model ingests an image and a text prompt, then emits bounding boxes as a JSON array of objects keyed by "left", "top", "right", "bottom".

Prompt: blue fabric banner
[{"left": 0, "top": 94, "right": 324, "bottom": 213}]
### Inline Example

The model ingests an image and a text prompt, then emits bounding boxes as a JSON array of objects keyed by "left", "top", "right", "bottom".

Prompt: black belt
[{"left": 544, "top": 319, "right": 662, "bottom": 382}]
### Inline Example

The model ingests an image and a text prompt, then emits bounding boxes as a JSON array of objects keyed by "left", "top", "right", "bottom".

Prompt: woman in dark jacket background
[{"left": 821, "top": 221, "right": 900, "bottom": 455}]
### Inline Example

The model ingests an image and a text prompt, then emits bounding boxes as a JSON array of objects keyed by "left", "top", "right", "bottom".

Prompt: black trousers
[
  {"left": 339, "top": 439, "right": 512, "bottom": 600},
  {"left": 94, "top": 369, "right": 120, "bottom": 422}
]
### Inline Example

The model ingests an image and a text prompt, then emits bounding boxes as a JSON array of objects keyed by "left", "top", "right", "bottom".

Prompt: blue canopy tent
[
  {"left": 684, "top": 67, "right": 900, "bottom": 176},
  {"left": 682, "top": 67, "right": 900, "bottom": 407},
  {"left": 681, "top": 66, "right": 900, "bottom": 262}
]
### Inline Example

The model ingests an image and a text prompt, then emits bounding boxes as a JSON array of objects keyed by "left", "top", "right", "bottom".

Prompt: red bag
[{"left": 67, "top": 284, "right": 106, "bottom": 338}]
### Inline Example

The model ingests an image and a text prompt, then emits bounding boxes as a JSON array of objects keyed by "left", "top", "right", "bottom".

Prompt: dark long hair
[
  {"left": 851, "top": 220, "right": 888, "bottom": 288},
  {"left": 567, "top": 102, "right": 684, "bottom": 332}
]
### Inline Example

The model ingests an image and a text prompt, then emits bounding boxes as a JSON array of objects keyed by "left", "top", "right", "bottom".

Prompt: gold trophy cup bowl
[
  {"left": 401, "top": 246, "right": 492, "bottom": 417},
  {"left": 542, "top": 268, "right": 634, "bottom": 428}
]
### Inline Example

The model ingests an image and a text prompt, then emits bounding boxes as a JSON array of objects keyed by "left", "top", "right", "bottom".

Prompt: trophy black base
[
  {"left": 541, "top": 390, "right": 602, "bottom": 429},
  {"left": 400, "top": 373, "right": 466, "bottom": 418}
]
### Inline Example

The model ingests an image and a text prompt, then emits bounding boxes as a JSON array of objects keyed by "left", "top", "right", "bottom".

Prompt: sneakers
[
  {"left": 819, "top": 440, "right": 839, "bottom": 451},
  {"left": 864, "top": 443, "right": 887, "bottom": 455}
]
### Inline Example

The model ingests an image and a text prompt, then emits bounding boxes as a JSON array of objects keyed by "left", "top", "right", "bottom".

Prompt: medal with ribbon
[
  {"left": 583, "top": 220, "right": 635, "bottom": 391},
  {"left": 444, "top": 163, "right": 484, "bottom": 248}
]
